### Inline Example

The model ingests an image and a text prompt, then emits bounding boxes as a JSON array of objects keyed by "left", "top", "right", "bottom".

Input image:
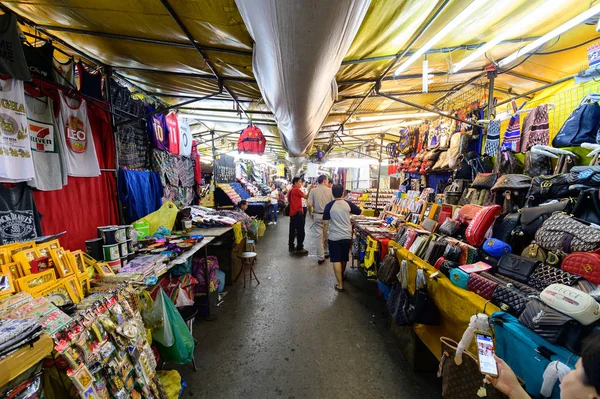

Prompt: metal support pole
[
  {"left": 485, "top": 69, "right": 497, "bottom": 123},
  {"left": 374, "top": 134, "right": 385, "bottom": 217}
]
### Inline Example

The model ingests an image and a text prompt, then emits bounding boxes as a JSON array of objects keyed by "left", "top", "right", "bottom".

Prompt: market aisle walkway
[{"left": 176, "top": 217, "right": 442, "bottom": 398}]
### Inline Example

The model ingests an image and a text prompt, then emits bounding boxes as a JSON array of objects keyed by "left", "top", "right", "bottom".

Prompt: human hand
[{"left": 485, "top": 356, "right": 528, "bottom": 399}]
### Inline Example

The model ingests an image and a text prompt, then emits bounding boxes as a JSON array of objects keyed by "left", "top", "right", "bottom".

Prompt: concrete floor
[{"left": 175, "top": 216, "right": 442, "bottom": 398}]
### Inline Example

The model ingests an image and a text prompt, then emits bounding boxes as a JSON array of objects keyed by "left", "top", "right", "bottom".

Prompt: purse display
[
  {"left": 496, "top": 149, "right": 524, "bottom": 174},
  {"left": 561, "top": 251, "right": 600, "bottom": 284},
  {"left": 467, "top": 273, "right": 498, "bottom": 300},
  {"left": 482, "top": 238, "right": 511, "bottom": 258},
  {"left": 440, "top": 260, "right": 460, "bottom": 277},
  {"left": 471, "top": 172, "right": 498, "bottom": 189},
  {"left": 540, "top": 284, "right": 600, "bottom": 326},
  {"left": 528, "top": 174, "right": 571, "bottom": 205},
  {"left": 518, "top": 299, "right": 581, "bottom": 352},
  {"left": 449, "top": 268, "right": 469, "bottom": 289},
  {"left": 443, "top": 243, "right": 462, "bottom": 263},
  {"left": 526, "top": 263, "right": 581, "bottom": 292},
  {"left": 572, "top": 188, "right": 600, "bottom": 225},
  {"left": 519, "top": 199, "right": 572, "bottom": 237},
  {"left": 465, "top": 205, "right": 502, "bottom": 247},
  {"left": 520, "top": 242, "right": 547, "bottom": 262},
  {"left": 490, "top": 174, "right": 532, "bottom": 192},
  {"left": 535, "top": 213, "right": 600, "bottom": 253},
  {"left": 439, "top": 218, "right": 460, "bottom": 236},
  {"left": 386, "top": 283, "right": 410, "bottom": 326},
  {"left": 497, "top": 254, "right": 540, "bottom": 283}
]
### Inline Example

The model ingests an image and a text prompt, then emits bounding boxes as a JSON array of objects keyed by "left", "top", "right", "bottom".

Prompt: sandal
[{"left": 334, "top": 284, "right": 343, "bottom": 292}]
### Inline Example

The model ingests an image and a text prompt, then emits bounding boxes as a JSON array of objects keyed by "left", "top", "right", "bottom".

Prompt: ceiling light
[
  {"left": 355, "top": 112, "right": 438, "bottom": 122},
  {"left": 498, "top": 4, "right": 600, "bottom": 67},
  {"left": 394, "top": 0, "right": 487, "bottom": 76},
  {"left": 452, "top": 1, "right": 565, "bottom": 73}
]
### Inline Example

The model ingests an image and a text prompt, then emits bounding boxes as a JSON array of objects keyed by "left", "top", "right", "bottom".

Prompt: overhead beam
[
  {"left": 496, "top": 74, "right": 574, "bottom": 106},
  {"left": 34, "top": 24, "right": 253, "bottom": 57},
  {"left": 114, "top": 66, "right": 256, "bottom": 83},
  {"left": 338, "top": 68, "right": 483, "bottom": 85}
]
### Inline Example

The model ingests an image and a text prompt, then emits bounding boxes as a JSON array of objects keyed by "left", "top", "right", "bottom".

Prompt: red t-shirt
[{"left": 288, "top": 187, "right": 304, "bottom": 216}]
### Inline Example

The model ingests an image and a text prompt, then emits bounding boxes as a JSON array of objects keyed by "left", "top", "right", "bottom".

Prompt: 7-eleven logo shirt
[{"left": 28, "top": 119, "right": 56, "bottom": 153}]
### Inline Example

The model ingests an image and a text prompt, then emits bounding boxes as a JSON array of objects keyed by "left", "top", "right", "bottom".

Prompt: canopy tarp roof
[{"left": 4, "top": 0, "right": 599, "bottom": 159}]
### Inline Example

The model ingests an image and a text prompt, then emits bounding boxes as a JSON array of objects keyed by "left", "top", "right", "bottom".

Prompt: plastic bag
[
  {"left": 135, "top": 201, "right": 178, "bottom": 236},
  {"left": 233, "top": 222, "right": 243, "bottom": 244},
  {"left": 148, "top": 290, "right": 173, "bottom": 346},
  {"left": 157, "top": 370, "right": 182, "bottom": 399},
  {"left": 140, "top": 291, "right": 165, "bottom": 332},
  {"left": 154, "top": 289, "right": 195, "bottom": 364},
  {"left": 248, "top": 219, "right": 259, "bottom": 237},
  {"left": 258, "top": 220, "right": 266, "bottom": 237},
  {"left": 175, "top": 287, "right": 194, "bottom": 308}
]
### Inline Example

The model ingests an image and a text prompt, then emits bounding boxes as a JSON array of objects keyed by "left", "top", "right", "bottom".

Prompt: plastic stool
[
  {"left": 177, "top": 305, "right": 199, "bottom": 371},
  {"left": 246, "top": 239, "right": 256, "bottom": 253},
  {"left": 235, "top": 252, "right": 260, "bottom": 288}
]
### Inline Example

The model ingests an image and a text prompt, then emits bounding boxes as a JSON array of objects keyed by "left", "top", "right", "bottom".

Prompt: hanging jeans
[
  {"left": 288, "top": 212, "right": 305, "bottom": 250},
  {"left": 269, "top": 204, "right": 278, "bottom": 222}
]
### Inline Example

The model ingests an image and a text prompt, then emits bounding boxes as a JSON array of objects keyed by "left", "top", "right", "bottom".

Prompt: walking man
[
  {"left": 323, "top": 184, "right": 362, "bottom": 291},
  {"left": 307, "top": 175, "right": 334, "bottom": 264},
  {"left": 288, "top": 177, "right": 310, "bottom": 255},
  {"left": 268, "top": 184, "right": 278, "bottom": 225}
]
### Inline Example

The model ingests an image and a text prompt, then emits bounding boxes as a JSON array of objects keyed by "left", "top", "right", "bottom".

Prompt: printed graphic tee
[
  {"left": 26, "top": 95, "right": 68, "bottom": 190},
  {"left": 147, "top": 105, "right": 169, "bottom": 151},
  {"left": 179, "top": 117, "right": 192, "bottom": 157},
  {"left": 0, "top": 183, "right": 42, "bottom": 244},
  {"left": 57, "top": 92, "right": 100, "bottom": 177},
  {"left": 0, "top": 78, "right": 34, "bottom": 183},
  {"left": 165, "top": 111, "right": 180, "bottom": 155}
]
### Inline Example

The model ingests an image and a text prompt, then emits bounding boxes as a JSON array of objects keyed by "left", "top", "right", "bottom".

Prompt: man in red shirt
[{"left": 288, "top": 177, "right": 311, "bottom": 255}]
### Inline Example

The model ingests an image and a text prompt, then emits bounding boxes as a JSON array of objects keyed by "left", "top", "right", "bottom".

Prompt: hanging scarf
[
  {"left": 520, "top": 104, "right": 550, "bottom": 152},
  {"left": 501, "top": 114, "right": 521, "bottom": 152},
  {"left": 484, "top": 119, "right": 501, "bottom": 156}
]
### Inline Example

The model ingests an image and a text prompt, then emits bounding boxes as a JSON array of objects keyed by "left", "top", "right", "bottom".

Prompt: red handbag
[
  {"left": 434, "top": 257, "right": 446, "bottom": 270},
  {"left": 457, "top": 204, "right": 482, "bottom": 225},
  {"left": 561, "top": 251, "right": 600, "bottom": 284},
  {"left": 465, "top": 205, "right": 502, "bottom": 247},
  {"left": 467, "top": 273, "right": 498, "bottom": 300}
]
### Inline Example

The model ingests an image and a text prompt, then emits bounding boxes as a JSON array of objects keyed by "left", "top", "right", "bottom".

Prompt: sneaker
[
  {"left": 296, "top": 249, "right": 309, "bottom": 256},
  {"left": 318, "top": 259, "right": 325, "bottom": 265},
  {"left": 274, "top": 222, "right": 277, "bottom": 225},
  {"left": 289, "top": 247, "right": 296, "bottom": 253},
  {"left": 268, "top": 222, "right": 273, "bottom": 225}
]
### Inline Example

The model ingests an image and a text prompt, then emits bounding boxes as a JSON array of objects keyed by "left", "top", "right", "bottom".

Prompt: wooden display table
[{"left": 0, "top": 333, "right": 53, "bottom": 387}]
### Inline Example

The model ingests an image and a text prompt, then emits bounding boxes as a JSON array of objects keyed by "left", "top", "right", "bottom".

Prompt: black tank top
[{"left": 76, "top": 61, "right": 103, "bottom": 100}]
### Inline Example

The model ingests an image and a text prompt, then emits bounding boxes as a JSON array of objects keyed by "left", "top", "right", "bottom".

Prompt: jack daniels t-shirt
[{"left": 0, "top": 182, "right": 42, "bottom": 244}]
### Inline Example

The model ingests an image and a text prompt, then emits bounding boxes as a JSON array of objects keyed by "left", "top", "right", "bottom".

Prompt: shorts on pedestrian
[{"left": 327, "top": 239, "right": 351, "bottom": 263}]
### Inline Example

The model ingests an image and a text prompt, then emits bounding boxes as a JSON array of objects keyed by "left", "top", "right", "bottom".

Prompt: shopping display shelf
[{"left": 0, "top": 333, "right": 53, "bottom": 387}]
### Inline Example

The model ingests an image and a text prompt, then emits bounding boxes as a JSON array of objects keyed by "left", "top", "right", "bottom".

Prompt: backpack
[
  {"left": 553, "top": 102, "right": 600, "bottom": 147},
  {"left": 238, "top": 125, "right": 266, "bottom": 154}
]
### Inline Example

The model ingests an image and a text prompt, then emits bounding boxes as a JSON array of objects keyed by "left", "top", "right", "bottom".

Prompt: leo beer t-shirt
[
  {"left": 0, "top": 183, "right": 42, "bottom": 244},
  {"left": 165, "top": 111, "right": 180, "bottom": 155},
  {"left": 26, "top": 95, "right": 68, "bottom": 191},
  {"left": 57, "top": 92, "right": 100, "bottom": 177}
]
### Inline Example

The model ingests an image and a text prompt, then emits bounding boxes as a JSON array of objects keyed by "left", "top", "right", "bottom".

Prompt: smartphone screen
[{"left": 476, "top": 333, "right": 498, "bottom": 376}]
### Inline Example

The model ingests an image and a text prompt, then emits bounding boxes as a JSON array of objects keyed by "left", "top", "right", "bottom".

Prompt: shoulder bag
[
  {"left": 535, "top": 213, "right": 600, "bottom": 253},
  {"left": 497, "top": 254, "right": 540, "bottom": 283},
  {"left": 407, "top": 269, "right": 440, "bottom": 325},
  {"left": 540, "top": 284, "right": 600, "bottom": 326},
  {"left": 485, "top": 274, "right": 535, "bottom": 316},
  {"left": 572, "top": 188, "right": 600, "bottom": 225},
  {"left": 482, "top": 238, "right": 512, "bottom": 258},
  {"left": 465, "top": 205, "right": 502, "bottom": 247},
  {"left": 495, "top": 149, "right": 524, "bottom": 174},
  {"left": 467, "top": 273, "right": 498, "bottom": 300},
  {"left": 519, "top": 199, "right": 572, "bottom": 237},
  {"left": 527, "top": 174, "right": 571, "bottom": 205},
  {"left": 440, "top": 260, "right": 460, "bottom": 277},
  {"left": 524, "top": 151, "right": 552, "bottom": 177},
  {"left": 490, "top": 174, "right": 531, "bottom": 192},
  {"left": 518, "top": 299, "right": 581, "bottom": 353},
  {"left": 492, "top": 212, "right": 520, "bottom": 244},
  {"left": 471, "top": 172, "right": 498, "bottom": 189},
  {"left": 520, "top": 242, "right": 547, "bottom": 262},
  {"left": 561, "top": 251, "right": 600, "bottom": 284},
  {"left": 526, "top": 264, "right": 582, "bottom": 292},
  {"left": 456, "top": 204, "right": 482, "bottom": 225},
  {"left": 552, "top": 102, "right": 600, "bottom": 147},
  {"left": 386, "top": 282, "right": 410, "bottom": 326},
  {"left": 378, "top": 254, "right": 400, "bottom": 285},
  {"left": 449, "top": 268, "right": 469, "bottom": 289}
]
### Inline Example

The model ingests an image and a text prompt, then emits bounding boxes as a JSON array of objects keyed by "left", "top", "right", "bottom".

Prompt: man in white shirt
[
  {"left": 269, "top": 184, "right": 278, "bottom": 225},
  {"left": 307, "top": 175, "right": 334, "bottom": 264}
]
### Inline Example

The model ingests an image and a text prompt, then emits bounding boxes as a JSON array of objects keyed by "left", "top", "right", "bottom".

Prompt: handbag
[
  {"left": 378, "top": 254, "right": 400, "bottom": 285},
  {"left": 520, "top": 242, "right": 547, "bottom": 262},
  {"left": 407, "top": 269, "right": 440, "bottom": 325},
  {"left": 471, "top": 173, "right": 498, "bottom": 189},
  {"left": 479, "top": 252, "right": 500, "bottom": 269},
  {"left": 552, "top": 101, "right": 600, "bottom": 147},
  {"left": 554, "top": 154, "right": 577, "bottom": 174},
  {"left": 440, "top": 260, "right": 460, "bottom": 277},
  {"left": 467, "top": 273, "right": 498, "bottom": 300},
  {"left": 433, "top": 151, "right": 450, "bottom": 170},
  {"left": 540, "top": 284, "right": 600, "bottom": 326},
  {"left": 524, "top": 151, "right": 552, "bottom": 178},
  {"left": 492, "top": 212, "right": 520, "bottom": 244},
  {"left": 484, "top": 273, "right": 538, "bottom": 316},
  {"left": 456, "top": 204, "right": 482, "bottom": 225},
  {"left": 449, "top": 268, "right": 469, "bottom": 289},
  {"left": 439, "top": 218, "right": 460, "bottom": 236},
  {"left": 498, "top": 254, "right": 540, "bottom": 283},
  {"left": 482, "top": 238, "right": 512, "bottom": 258},
  {"left": 439, "top": 337, "right": 507, "bottom": 399},
  {"left": 572, "top": 188, "right": 600, "bottom": 225},
  {"left": 386, "top": 283, "right": 410, "bottom": 326},
  {"left": 519, "top": 199, "right": 572, "bottom": 237},
  {"left": 434, "top": 257, "right": 446, "bottom": 270},
  {"left": 535, "top": 213, "right": 600, "bottom": 252},
  {"left": 465, "top": 205, "right": 502, "bottom": 247},
  {"left": 518, "top": 299, "right": 581, "bottom": 352},
  {"left": 561, "top": 251, "right": 600, "bottom": 284},
  {"left": 495, "top": 149, "right": 524, "bottom": 174},
  {"left": 490, "top": 174, "right": 531, "bottom": 192},
  {"left": 447, "top": 133, "right": 468, "bottom": 170},
  {"left": 443, "top": 243, "right": 462, "bottom": 262},
  {"left": 527, "top": 264, "right": 582, "bottom": 292}
]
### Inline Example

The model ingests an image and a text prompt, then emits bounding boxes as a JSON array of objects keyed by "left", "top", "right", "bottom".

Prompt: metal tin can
[
  {"left": 103, "top": 244, "right": 120, "bottom": 261},
  {"left": 115, "top": 227, "right": 127, "bottom": 243},
  {"left": 85, "top": 238, "right": 104, "bottom": 261},
  {"left": 119, "top": 242, "right": 128, "bottom": 257},
  {"left": 126, "top": 240, "right": 134, "bottom": 253},
  {"left": 102, "top": 228, "right": 118, "bottom": 245}
]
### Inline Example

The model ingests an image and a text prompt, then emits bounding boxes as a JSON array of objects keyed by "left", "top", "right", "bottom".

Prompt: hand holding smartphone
[{"left": 475, "top": 331, "right": 498, "bottom": 378}]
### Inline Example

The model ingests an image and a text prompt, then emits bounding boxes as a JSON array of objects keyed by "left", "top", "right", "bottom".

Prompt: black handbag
[
  {"left": 440, "top": 260, "right": 460, "bottom": 277},
  {"left": 407, "top": 270, "right": 440, "bottom": 325},
  {"left": 572, "top": 188, "right": 600, "bottom": 225},
  {"left": 478, "top": 252, "right": 500, "bottom": 269},
  {"left": 527, "top": 174, "right": 571, "bottom": 205},
  {"left": 553, "top": 102, "right": 600, "bottom": 147},
  {"left": 519, "top": 199, "right": 572, "bottom": 237},
  {"left": 378, "top": 254, "right": 400, "bottom": 285},
  {"left": 492, "top": 212, "right": 521, "bottom": 244},
  {"left": 526, "top": 264, "right": 582, "bottom": 292},
  {"left": 471, "top": 173, "right": 498, "bottom": 189},
  {"left": 443, "top": 243, "right": 462, "bottom": 263},
  {"left": 525, "top": 151, "right": 552, "bottom": 177},
  {"left": 482, "top": 272, "right": 538, "bottom": 316},
  {"left": 518, "top": 299, "right": 581, "bottom": 353},
  {"left": 498, "top": 254, "right": 540, "bottom": 283},
  {"left": 386, "top": 283, "right": 410, "bottom": 326},
  {"left": 495, "top": 149, "right": 524, "bottom": 174}
]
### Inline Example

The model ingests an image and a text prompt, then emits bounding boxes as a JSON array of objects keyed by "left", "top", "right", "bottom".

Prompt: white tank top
[
  {"left": 0, "top": 78, "right": 34, "bottom": 182},
  {"left": 57, "top": 92, "right": 100, "bottom": 177}
]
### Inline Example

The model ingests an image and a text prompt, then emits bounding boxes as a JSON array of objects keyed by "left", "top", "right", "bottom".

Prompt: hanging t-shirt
[
  {"left": 179, "top": 117, "right": 192, "bottom": 157},
  {"left": 76, "top": 62, "right": 103, "bottom": 100},
  {"left": 0, "top": 14, "right": 31, "bottom": 81},
  {"left": 53, "top": 58, "right": 75, "bottom": 88},
  {"left": 191, "top": 140, "right": 201, "bottom": 184},
  {"left": 26, "top": 95, "right": 68, "bottom": 191},
  {"left": 23, "top": 42, "right": 54, "bottom": 81},
  {"left": 0, "top": 78, "right": 34, "bottom": 183},
  {"left": 57, "top": 92, "right": 100, "bottom": 177},
  {"left": 147, "top": 105, "right": 169, "bottom": 151},
  {"left": 165, "top": 111, "right": 180, "bottom": 155},
  {"left": 0, "top": 183, "right": 42, "bottom": 244}
]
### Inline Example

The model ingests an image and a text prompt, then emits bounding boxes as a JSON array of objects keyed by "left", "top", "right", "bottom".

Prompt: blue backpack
[
  {"left": 490, "top": 312, "right": 578, "bottom": 399},
  {"left": 552, "top": 102, "right": 600, "bottom": 147}
]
